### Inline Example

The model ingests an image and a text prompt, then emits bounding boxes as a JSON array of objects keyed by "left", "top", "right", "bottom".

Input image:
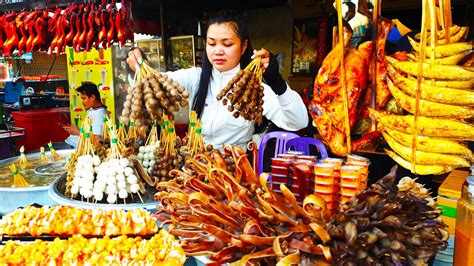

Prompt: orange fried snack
[
  {"left": 0, "top": 230, "right": 185, "bottom": 265},
  {"left": 0, "top": 206, "right": 158, "bottom": 237}
]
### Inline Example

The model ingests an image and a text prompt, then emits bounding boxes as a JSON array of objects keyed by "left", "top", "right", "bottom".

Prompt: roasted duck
[{"left": 308, "top": 26, "right": 374, "bottom": 156}]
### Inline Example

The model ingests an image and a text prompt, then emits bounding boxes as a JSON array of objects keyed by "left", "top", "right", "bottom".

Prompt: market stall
[{"left": 0, "top": 0, "right": 472, "bottom": 265}]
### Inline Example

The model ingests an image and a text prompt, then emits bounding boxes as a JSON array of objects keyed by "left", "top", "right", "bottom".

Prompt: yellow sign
[{"left": 66, "top": 47, "right": 115, "bottom": 127}]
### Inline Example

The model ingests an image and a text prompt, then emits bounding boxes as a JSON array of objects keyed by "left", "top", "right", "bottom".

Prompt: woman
[
  {"left": 127, "top": 14, "right": 308, "bottom": 149},
  {"left": 63, "top": 82, "right": 107, "bottom": 148}
]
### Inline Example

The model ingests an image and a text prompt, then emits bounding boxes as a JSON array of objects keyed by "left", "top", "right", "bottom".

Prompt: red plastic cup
[
  {"left": 277, "top": 154, "right": 298, "bottom": 161},
  {"left": 297, "top": 155, "right": 318, "bottom": 163},
  {"left": 271, "top": 173, "right": 288, "bottom": 183},
  {"left": 315, "top": 183, "right": 339, "bottom": 194},
  {"left": 271, "top": 158, "right": 292, "bottom": 168},
  {"left": 271, "top": 165, "right": 290, "bottom": 176},
  {"left": 315, "top": 192, "right": 339, "bottom": 202},
  {"left": 340, "top": 185, "right": 359, "bottom": 195}
]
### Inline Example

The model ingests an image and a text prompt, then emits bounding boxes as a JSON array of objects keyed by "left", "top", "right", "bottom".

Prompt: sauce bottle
[{"left": 453, "top": 166, "right": 474, "bottom": 266}]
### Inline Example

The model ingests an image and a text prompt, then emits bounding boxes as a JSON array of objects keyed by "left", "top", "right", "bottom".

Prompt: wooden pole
[
  {"left": 335, "top": 0, "right": 352, "bottom": 154},
  {"left": 370, "top": 0, "right": 380, "bottom": 132},
  {"left": 411, "top": 0, "right": 429, "bottom": 174}
]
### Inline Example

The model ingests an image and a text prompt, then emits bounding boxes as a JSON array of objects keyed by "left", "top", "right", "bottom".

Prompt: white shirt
[
  {"left": 65, "top": 106, "right": 108, "bottom": 148},
  {"left": 166, "top": 64, "right": 308, "bottom": 149}
]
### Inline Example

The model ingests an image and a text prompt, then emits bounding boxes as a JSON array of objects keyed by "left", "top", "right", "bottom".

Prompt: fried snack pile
[
  {"left": 328, "top": 166, "right": 448, "bottom": 266},
  {"left": 154, "top": 145, "right": 332, "bottom": 265},
  {"left": 0, "top": 206, "right": 157, "bottom": 237},
  {"left": 0, "top": 230, "right": 185, "bottom": 266}
]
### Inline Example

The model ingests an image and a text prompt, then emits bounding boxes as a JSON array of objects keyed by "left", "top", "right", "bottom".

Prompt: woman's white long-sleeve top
[{"left": 166, "top": 64, "right": 308, "bottom": 149}]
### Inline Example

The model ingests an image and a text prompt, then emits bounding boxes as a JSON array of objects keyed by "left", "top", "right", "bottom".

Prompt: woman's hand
[
  {"left": 126, "top": 48, "right": 144, "bottom": 72},
  {"left": 252, "top": 48, "right": 271, "bottom": 70},
  {"left": 62, "top": 125, "right": 80, "bottom": 136},
  {"left": 253, "top": 48, "right": 287, "bottom": 95}
]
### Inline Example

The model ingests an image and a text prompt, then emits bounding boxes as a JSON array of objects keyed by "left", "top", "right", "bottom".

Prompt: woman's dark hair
[
  {"left": 76, "top": 82, "right": 102, "bottom": 104},
  {"left": 193, "top": 12, "right": 254, "bottom": 118}
]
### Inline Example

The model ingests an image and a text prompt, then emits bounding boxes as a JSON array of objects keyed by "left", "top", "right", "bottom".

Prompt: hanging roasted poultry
[{"left": 308, "top": 26, "right": 376, "bottom": 156}]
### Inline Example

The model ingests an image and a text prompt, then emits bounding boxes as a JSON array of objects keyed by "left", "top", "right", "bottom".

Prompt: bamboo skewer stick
[
  {"left": 187, "top": 111, "right": 197, "bottom": 149},
  {"left": 117, "top": 122, "right": 127, "bottom": 144},
  {"left": 336, "top": 0, "right": 352, "bottom": 154},
  {"left": 411, "top": 0, "right": 430, "bottom": 174},
  {"left": 106, "top": 125, "right": 122, "bottom": 161},
  {"left": 192, "top": 121, "right": 205, "bottom": 155},
  {"left": 370, "top": 0, "right": 381, "bottom": 132},
  {"left": 444, "top": 0, "right": 452, "bottom": 40},
  {"left": 145, "top": 122, "right": 159, "bottom": 146}
]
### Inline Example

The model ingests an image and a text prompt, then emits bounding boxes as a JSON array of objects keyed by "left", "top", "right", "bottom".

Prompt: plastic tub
[{"left": 0, "top": 149, "right": 74, "bottom": 215}]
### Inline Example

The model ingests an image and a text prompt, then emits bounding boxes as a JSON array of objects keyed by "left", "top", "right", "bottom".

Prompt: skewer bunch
[
  {"left": 40, "top": 147, "right": 48, "bottom": 162},
  {"left": 186, "top": 111, "right": 205, "bottom": 155},
  {"left": 145, "top": 121, "right": 159, "bottom": 147},
  {"left": 48, "top": 142, "right": 61, "bottom": 161},
  {"left": 126, "top": 119, "right": 139, "bottom": 143},
  {"left": 106, "top": 125, "right": 122, "bottom": 161},
  {"left": 159, "top": 115, "right": 170, "bottom": 147},
  {"left": 217, "top": 57, "right": 265, "bottom": 124},
  {"left": 9, "top": 164, "right": 29, "bottom": 187},
  {"left": 18, "top": 146, "right": 28, "bottom": 166},
  {"left": 101, "top": 115, "right": 109, "bottom": 143},
  {"left": 120, "top": 60, "right": 190, "bottom": 129},
  {"left": 163, "top": 121, "right": 177, "bottom": 158},
  {"left": 117, "top": 121, "right": 128, "bottom": 145}
]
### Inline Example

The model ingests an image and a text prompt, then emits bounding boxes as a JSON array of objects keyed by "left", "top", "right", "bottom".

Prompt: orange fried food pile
[
  {"left": 0, "top": 230, "right": 185, "bottom": 265},
  {"left": 0, "top": 206, "right": 158, "bottom": 237}
]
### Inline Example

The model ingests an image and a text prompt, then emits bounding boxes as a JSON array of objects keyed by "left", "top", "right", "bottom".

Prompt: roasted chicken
[{"left": 308, "top": 26, "right": 374, "bottom": 156}]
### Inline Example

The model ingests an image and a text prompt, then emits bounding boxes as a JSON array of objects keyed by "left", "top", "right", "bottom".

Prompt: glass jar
[{"left": 454, "top": 172, "right": 474, "bottom": 266}]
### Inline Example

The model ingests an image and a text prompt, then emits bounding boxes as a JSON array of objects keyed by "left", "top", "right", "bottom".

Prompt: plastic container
[
  {"left": 346, "top": 160, "right": 369, "bottom": 184},
  {"left": 297, "top": 155, "right": 318, "bottom": 163},
  {"left": 346, "top": 154, "right": 370, "bottom": 164},
  {"left": 277, "top": 154, "right": 298, "bottom": 161},
  {"left": 340, "top": 185, "right": 359, "bottom": 195},
  {"left": 286, "top": 151, "right": 304, "bottom": 156},
  {"left": 271, "top": 173, "right": 288, "bottom": 184},
  {"left": 314, "top": 183, "right": 339, "bottom": 194},
  {"left": 453, "top": 167, "right": 474, "bottom": 266},
  {"left": 316, "top": 192, "right": 339, "bottom": 202},
  {"left": 438, "top": 169, "right": 467, "bottom": 235},
  {"left": 271, "top": 165, "right": 290, "bottom": 176},
  {"left": 341, "top": 165, "right": 362, "bottom": 188},
  {"left": 322, "top": 158, "right": 344, "bottom": 168},
  {"left": 340, "top": 194, "right": 353, "bottom": 204},
  {"left": 314, "top": 163, "right": 337, "bottom": 184},
  {"left": 0, "top": 149, "right": 74, "bottom": 215},
  {"left": 271, "top": 158, "right": 292, "bottom": 168},
  {"left": 293, "top": 161, "right": 314, "bottom": 196},
  {"left": 12, "top": 108, "right": 70, "bottom": 151},
  {"left": 49, "top": 174, "right": 158, "bottom": 212}
]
